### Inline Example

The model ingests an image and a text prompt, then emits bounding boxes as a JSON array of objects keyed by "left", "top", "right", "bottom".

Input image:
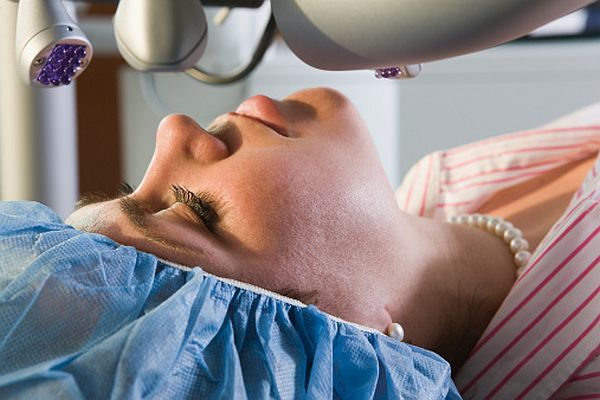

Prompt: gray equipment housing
[
  {"left": 114, "top": 0, "right": 208, "bottom": 72},
  {"left": 272, "top": 0, "right": 596, "bottom": 71}
]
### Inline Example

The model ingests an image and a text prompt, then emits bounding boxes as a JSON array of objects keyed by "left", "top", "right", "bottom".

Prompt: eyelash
[
  {"left": 170, "top": 185, "right": 219, "bottom": 230},
  {"left": 119, "top": 182, "right": 135, "bottom": 195}
]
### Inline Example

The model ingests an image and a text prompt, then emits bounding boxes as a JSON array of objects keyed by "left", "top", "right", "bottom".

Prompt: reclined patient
[{"left": 11, "top": 87, "right": 600, "bottom": 398}]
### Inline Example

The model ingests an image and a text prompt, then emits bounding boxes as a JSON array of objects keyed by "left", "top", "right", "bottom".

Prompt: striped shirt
[{"left": 395, "top": 103, "right": 600, "bottom": 399}]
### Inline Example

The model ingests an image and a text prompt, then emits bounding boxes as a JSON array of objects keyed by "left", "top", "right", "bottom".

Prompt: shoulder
[
  {"left": 454, "top": 183, "right": 600, "bottom": 398},
  {"left": 396, "top": 104, "right": 600, "bottom": 219}
]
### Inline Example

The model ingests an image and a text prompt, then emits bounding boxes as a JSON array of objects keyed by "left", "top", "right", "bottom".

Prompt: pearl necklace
[
  {"left": 447, "top": 214, "right": 531, "bottom": 278},
  {"left": 387, "top": 214, "right": 531, "bottom": 343}
]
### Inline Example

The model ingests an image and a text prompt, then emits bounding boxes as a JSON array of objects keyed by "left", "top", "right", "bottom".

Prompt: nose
[
  {"left": 133, "top": 114, "right": 229, "bottom": 209},
  {"left": 155, "top": 114, "right": 229, "bottom": 165}
]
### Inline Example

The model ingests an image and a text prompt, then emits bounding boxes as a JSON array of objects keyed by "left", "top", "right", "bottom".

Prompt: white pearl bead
[
  {"left": 476, "top": 215, "right": 490, "bottom": 228},
  {"left": 495, "top": 221, "right": 513, "bottom": 237},
  {"left": 457, "top": 215, "right": 469, "bottom": 224},
  {"left": 467, "top": 214, "right": 480, "bottom": 226},
  {"left": 510, "top": 237, "right": 529, "bottom": 253},
  {"left": 449, "top": 213, "right": 530, "bottom": 276},
  {"left": 503, "top": 228, "right": 522, "bottom": 243},
  {"left": 514, "top": 250, "right": 531, "bottom": 267},
  {"left": 486, "top": 217, "right": 502, "bottom": 232},
  {"left": 387, "top": 323, "right": 405, "bottom": 342}
]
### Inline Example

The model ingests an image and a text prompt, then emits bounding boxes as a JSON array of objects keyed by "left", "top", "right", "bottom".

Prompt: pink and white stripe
[{"left": 395, "top": 105, "right": 600, "bottom": 399}]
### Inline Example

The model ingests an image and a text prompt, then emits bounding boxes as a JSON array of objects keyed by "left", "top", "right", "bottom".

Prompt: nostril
[
  {"left": 157, "top": 114, "right": 229, "bottom": 162},
  {"left": 189, "top": 134, "right": 229, "bottom": 162},
  {"left": 208, "top": 120, "right": 243, "bottom": 154}
]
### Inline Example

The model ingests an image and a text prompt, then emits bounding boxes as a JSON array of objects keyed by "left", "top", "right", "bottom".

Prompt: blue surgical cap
[{"left": 0, "top": 201, "right": 461, "bottom": 399}]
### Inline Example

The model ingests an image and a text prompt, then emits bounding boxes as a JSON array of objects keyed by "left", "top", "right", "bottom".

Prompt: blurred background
[{"left": 3, "top": 1, "right": 600, "bottom": 217}]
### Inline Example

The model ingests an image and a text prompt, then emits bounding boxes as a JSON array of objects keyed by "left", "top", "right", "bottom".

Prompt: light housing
[
  {"left": 114, "top": 0, "right": 208, "bottom": 72},
  {"left": 15, "top": 0, "right": 92, "bottom": 87}
]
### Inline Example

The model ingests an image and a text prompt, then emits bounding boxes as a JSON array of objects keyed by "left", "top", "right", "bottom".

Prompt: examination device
[
  {"left": 111, "top": 0, "right": 596, "bottom": 83},
  {"left": 114, "top": 0, "right": 208, "bottom": 72},
  {"left": 14, "top": 0, "right": 92, "bottom": 87},
  {"left": 271, "top": 0, "right": 596, "bottom": 77},
  {"left": 11, "top": 0, "right": 596, "bottom": 86}
]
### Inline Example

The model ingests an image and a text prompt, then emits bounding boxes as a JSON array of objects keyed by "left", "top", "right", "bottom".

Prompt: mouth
[
  {"left": 230, "top": 111, "right": 290, "bottom": 138},
  {"left": 235, "top": 94, "right": 290, "bottom": 137},
  {"left": 206, "top": 110, "right": 288, "bottom": 155}
]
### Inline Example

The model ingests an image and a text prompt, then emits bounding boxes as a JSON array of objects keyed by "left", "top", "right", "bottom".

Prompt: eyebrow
[
  {"left": 74, "top": 183, "right": 137, "bottom": 211},
  {"left": 74, "top": 192, "right": 117, "bottom": 210}
]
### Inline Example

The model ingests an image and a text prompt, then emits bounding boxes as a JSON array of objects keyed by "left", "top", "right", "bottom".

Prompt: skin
[
  {"left": 68, "top": 88, "right": 409, "bottom": 328},
  {"left": 66, "top": 87, "right": 592, "bottom": 370}
]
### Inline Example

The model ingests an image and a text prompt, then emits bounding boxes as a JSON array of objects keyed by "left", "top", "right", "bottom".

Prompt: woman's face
[{"left": 67, "top": 87, "right": 400, "bottom": 325}]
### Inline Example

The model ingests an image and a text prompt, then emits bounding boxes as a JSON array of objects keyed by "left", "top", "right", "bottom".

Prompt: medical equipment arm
[
  {"left": 271, "top": 0, "right": 596, "bottom": 72},
  {"left": 110, "top": 0, "right": 597, "bottom": 83}
]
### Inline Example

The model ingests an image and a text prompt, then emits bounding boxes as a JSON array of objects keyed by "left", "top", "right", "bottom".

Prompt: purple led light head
[
  {"left": 15, "top": 0, "right": 93, "bottom": 87},
  {"left": 35, "top": 43, "right": 88, "bottom": 87},
  {"left": 374, "top": 64, "right": 423, "bottom": 80}
]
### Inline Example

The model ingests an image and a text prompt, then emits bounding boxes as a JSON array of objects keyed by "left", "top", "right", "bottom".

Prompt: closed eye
[{"left": 171, "top": 185, "right": 219, "bottom": 230}]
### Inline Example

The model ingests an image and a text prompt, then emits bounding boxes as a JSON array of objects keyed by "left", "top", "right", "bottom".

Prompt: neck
[{"left": 381, "top": 212, "right": 516, "bottom": 370}]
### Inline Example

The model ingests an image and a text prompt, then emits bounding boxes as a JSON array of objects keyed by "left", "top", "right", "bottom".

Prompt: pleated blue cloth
[{"left": 0, "top": 201, "right": 461, "bottom": 399}]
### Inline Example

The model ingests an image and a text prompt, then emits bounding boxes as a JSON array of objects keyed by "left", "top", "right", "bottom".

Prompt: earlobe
[{"left": 370, "top": 304, "right": 395, "bottom": 334}]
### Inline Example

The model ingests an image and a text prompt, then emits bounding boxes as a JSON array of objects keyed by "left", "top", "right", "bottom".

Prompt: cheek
[
  {"left": 224, "top": 170, "right": 302, "bottom": 250},
  {"left": 208, "top": 139, "right": 391, "bottom": 264},
  {"left": 211, "top": 151, "right": 328, "bottom": 251}
]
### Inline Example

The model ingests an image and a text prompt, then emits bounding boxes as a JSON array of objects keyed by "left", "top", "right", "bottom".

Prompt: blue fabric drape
[{"left": 0, "top": 201, "right": 461, "bottom": 399}]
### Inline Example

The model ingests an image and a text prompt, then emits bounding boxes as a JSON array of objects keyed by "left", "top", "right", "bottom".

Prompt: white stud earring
[{"left": 387, "top": 322, "right": 405, "bottom": 342}]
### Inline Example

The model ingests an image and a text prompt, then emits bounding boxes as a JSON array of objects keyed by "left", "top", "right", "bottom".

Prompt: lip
[{"left": 235, "top": 95, "right": 289, "bottom": 137}]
